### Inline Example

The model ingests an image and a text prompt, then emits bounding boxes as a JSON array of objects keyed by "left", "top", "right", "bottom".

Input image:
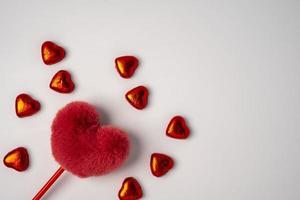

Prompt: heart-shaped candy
[
  {"left": 166, "top": 116, "right": 190, "bottom": 139},
  {"left": 15, "top": 94, "right": 41, "bottom": 118},
  {"left": 115, "top": 56, "right": 139, "bottom": 78},
  {"left": 118, "top": 177, "right": 143, "bottom": 200},
  {"left": 50, "top": 70, "right": 75, "bottom": 93},
  {"left": 150, "top": 153, "right": 174, "bottom": 177},
  {"left": 41, "top": 41, "right": 65, "bottom": 65},
  {"left": 51, "top": 102, "right": 130, "bottom": 177},
  {"left": 125, "top": 86, "right": 149, "bottom": 110},
  {"left": 3, "top": 147, "right": 29, "bottom": 172}
]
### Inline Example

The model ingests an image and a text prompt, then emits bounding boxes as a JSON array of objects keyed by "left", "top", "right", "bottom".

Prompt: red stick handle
[{"left": 32, "top": 166, "right": 65, "bottom": 200}]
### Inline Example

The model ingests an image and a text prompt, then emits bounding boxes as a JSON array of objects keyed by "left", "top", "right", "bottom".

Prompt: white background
[{"left": 0, "top": 0, "right": 299, "bottom": 199}]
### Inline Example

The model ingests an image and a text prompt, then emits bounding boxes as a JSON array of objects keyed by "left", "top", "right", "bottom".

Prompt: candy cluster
[{"left": 3, "top": 41, "right": 191, "bottom": 200}]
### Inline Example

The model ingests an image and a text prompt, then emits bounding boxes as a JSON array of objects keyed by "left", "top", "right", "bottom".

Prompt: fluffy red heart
[{"left": 51, "top": 102, "right": 130, "bottom": 177}]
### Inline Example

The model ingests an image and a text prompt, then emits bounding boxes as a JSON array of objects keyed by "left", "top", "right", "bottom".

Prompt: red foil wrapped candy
[
  {"left": 150, "top": 153, "right": 174, "bottom": 177},
  {"left": 118, "top": 177, "right": 143, "bottom": 200},
  {"left": 166, "top": 116, "right": 190, "bottom": 139},
  {"left": 15, "top": 94, "right": 41, "bottom": 118},
  {"left": 50, "top": 70, "right": 75, "bottom": 93},
  {"left": 115, "top": 56, "right": 139, "bottom": 78},
  {"left": 41, "top": 41, "right": 65, "bottom": 65},
  {"left": 125, "top": 86, "right": 149, "bottom": 110},
  {"left": 3, "top": 147, "right": 29, "bottom": 172}
]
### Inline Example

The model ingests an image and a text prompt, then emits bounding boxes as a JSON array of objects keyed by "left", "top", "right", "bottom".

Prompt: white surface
[{"left": 0, "top": 0, "right": 300, "bottom": 199}]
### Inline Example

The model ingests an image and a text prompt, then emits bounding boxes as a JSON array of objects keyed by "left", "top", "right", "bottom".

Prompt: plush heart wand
[{"left": 33, "top": 102, "right": 130, "bottom": 199}]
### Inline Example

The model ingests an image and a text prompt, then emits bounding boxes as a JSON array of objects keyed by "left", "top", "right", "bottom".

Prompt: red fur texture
[{"left": 51, "top": 101, "right": 130, "bottom": 177}]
